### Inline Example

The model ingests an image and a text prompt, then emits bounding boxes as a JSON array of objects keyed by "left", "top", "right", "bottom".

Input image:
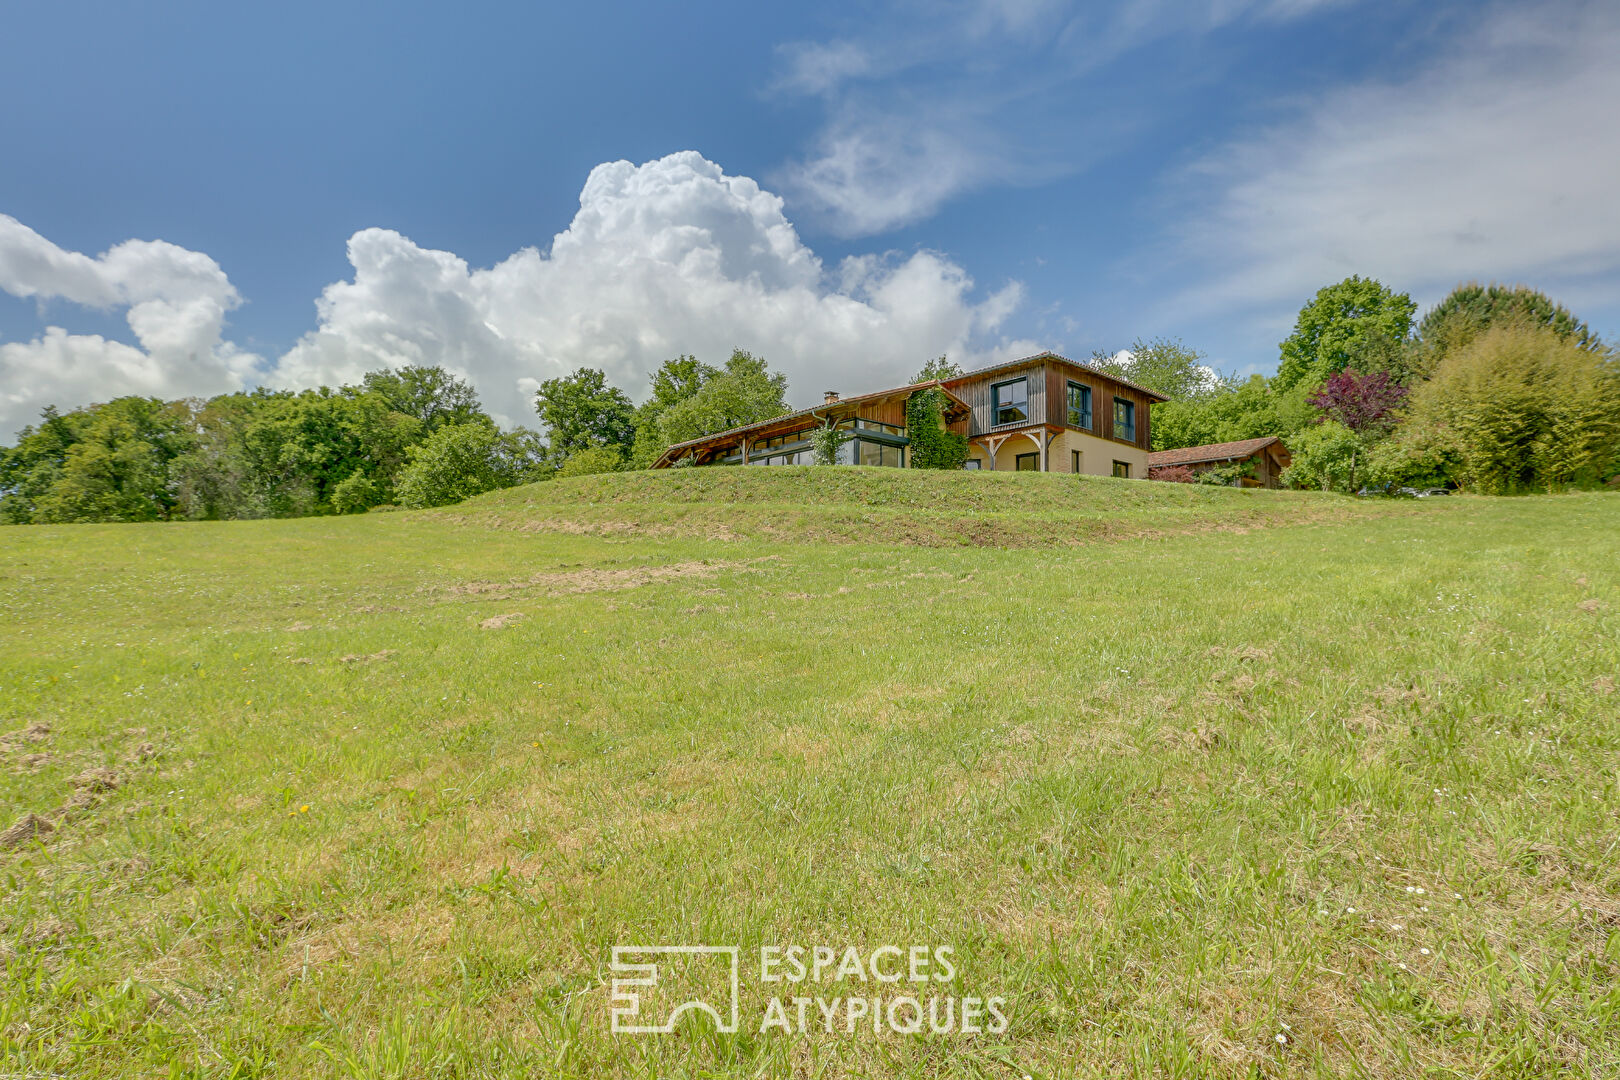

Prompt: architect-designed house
[
  {"left": 651, "top": 352, "right": 1168, "bottom": 476},
  {"left": 1147, "top": 437, "right": 1292, "bottom": 488}
]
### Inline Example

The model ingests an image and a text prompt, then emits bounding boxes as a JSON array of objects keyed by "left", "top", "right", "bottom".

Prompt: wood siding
[{"left": 946, "top": 358, "right": 1153, "bottom": 451}]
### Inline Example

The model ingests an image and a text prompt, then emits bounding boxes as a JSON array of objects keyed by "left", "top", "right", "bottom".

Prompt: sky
[{"left": 2, "top": 0, "right": 1618, "bottom": 437}]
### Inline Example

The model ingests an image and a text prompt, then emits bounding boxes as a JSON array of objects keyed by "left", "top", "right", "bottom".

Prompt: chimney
[{"left": 824, "top": 390, "right": 840, "bottom": 404}]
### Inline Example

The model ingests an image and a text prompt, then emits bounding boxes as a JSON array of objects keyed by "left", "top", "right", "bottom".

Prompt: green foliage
[
  {"left": 627, "top": 355, "right": 717, "bottom": 468},
  {"left": 1279, "top": 420, "right": 1363, "bottom": 492},
  {"left": 1092, "top": 337, "right": 1232, "bottom": 401},
  {"left": 395, "top": 423, "right": 514, "bottom": 509},
  {"left": 1150, "top": 376, "right": 1315, "bottom": 452},
  {"left": 1361, "top": 427, "right": 1465, "bottom": 490},
  {"left": 807, "top": 422, "right": 853, "bottom": 466},
  {"left": 651, "top": 349, "right": 789, "bottom": 448},
  {"left": 1194, "top": 461, "right": 1252, "bottom": 487},
  {"left": 0, "top": 365, "right": 530, "bottom": 523},
  {"left": 554, "top": 445, "right": 625, "bottom": 478},
  {"left": 1276, "top": 276, "right": 1417, "bottom": 391},
  {"left": 904, "top": 388, "right": 968, "bottom": 469},
  {"left": 1402, "top": 324, "right": 1620, "bottom": 493},
  {"left": 911, "top": 355, "right": 962, "bottom": 383},
  {"left": 361, "top": 366, "right": 488, "bottom": 432},
  {"left": 533, "top": 368, "right": 636, "bottom": 458},
  {"left": 1, "top": 398, "right": 194, "bottom": 523},
  {"left": 1414, "top": 282, "right": 1599, "bottom": 376}
]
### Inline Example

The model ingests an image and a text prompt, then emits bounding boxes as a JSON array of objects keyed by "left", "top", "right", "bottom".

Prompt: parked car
[
  {"left": 1417, "top": 488, "right": 1452, "bottom": 497},
  {"left": 1356, "top": 483, "right": 1415, "bottom": 498}
]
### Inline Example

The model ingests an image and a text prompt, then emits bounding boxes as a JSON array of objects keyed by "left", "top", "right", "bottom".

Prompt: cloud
[
  {"left": 770, "top": 41, "right": 872, "bottom": 97},
  {"left": 1174, "top": 1, "right": 1620, "bottom": 314},
  {"left": 0, "top": 153, "right": 1030, "bottom": 438},
  {"left": 277, "top": 152, "right": 1029, "bottom": 428},
  {"left": 772, "top": 0, "right": 1361, "bottom": 236},
  {"left": 0, "top": 215, "right": 260, "bottom": 439}
]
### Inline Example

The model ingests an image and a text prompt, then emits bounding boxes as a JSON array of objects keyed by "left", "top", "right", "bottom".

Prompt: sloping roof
[
  {"left": 651, "top": 380, "right": 970, "bottom": 467},
  {"left": 945, "top": 351, "right": 1172, "bottom": 403},
  {"left": 1148, "top": 437, "right": 1283, "bottom": 467}
]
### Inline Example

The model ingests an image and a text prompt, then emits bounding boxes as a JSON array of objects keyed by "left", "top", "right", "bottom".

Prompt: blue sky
[{"left": 3, "top": 0, "right": 1618, "bottom": 435}]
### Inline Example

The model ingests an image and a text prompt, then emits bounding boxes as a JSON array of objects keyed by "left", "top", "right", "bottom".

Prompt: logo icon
[{"left": 610, "top": 945, "right": 740, "bottom": 1034}]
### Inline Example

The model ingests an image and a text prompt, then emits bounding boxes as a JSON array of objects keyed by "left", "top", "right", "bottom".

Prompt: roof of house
[
  {"left": 651, "top": 380, "right": 971, "bottom": 467},
  {"left": 945, "top": 351, "right": 1172, "bottom": 403},
  {"left": 1148, "top": 437, "right": 1285, "bottom": 467}
]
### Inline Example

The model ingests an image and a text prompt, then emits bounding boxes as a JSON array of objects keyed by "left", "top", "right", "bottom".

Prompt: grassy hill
[
  {"left": 450, "top": 466, "right": 1410, "bottom": 546},
  {"left": 1, "top": 472, "right": 1617, "bottom": 1078}
]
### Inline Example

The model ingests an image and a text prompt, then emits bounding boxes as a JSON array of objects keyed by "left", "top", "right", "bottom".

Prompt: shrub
[
  {"left": 807, "top": 422, "right": 853, "bottom": 466},
  {"left": 1148, "top": 464, "right": 1197, "bottom": 483},
  {"left": 1195, "top": 461, "right": 1251, "bottom": 486},
  {"left": 555, "top": 445, "right": 625, "bottom": 479}
]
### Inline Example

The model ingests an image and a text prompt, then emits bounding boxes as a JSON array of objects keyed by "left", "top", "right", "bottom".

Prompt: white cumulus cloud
[
  {"left": 274, "top": 151, "right": 1029, "bottom": 428},
  {"left": 1, "top": 153, "right": 1028, "bottom": 439},
  {"left": 0, "top": 214, "right": 260, "bottom": 439}
]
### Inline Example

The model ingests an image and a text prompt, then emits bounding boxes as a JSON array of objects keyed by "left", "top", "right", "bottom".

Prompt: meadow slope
[{"left": 1, "top": 472, "right": 1616, "bottom": 1079}]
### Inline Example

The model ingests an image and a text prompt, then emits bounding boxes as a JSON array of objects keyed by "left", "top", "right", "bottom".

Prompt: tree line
[
  {"left": 4, "top": 278, "right": 1616, "bottom": 523},
  {"left": 1110, "top": 280, "right": 1620, "bottom": 494},
  {"left": 0, "top": 349, "right": 794, "bottom": 523}
]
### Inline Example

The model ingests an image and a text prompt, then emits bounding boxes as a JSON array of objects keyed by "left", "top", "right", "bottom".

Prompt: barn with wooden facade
[{"left": 650, "top": 351, "right": 1167, "bottom": 477}]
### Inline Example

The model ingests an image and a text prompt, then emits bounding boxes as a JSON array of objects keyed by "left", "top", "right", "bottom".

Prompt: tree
[
  {"left": 1401, "top": 324, "right": 1620, "bottom": 493},
  {"left": 1414, "top": 283, "right": 1599, "bottom": 376},
  {"left": 533, "top": 368, "right": 636, "bottom": 460},
  {"left": 912, "top": 355, "right": 962, "bottom": 383},
  {"left": 395, "top": 423, "right": 514, "bottom": 508},
  {"left": 1148, "top": 375, "right": 1316, "bottom": 452},
  {"left": 3, "top": 398, "right": 194, "bottom": 523},
  {"left": 361, "top": 366, "right": 488, "bottom": 432},
  {"left": 1279, "top": 421, "right": 1362, "bottom": 492},
  {"left": 655, "top": 350, "right": 790, "bottom": 447},
  {"left": 1306, "top": 370, "right": 1408, "bottom": 434},
  {"left": 1092, "top": 338, "right": 1231, "bottom": 401},
  {"left": 628, "top": 355, "right": 717, "bottom": 468},
  {"left": 1275, "top": 276, "right": 1417, "bottom": 391}
]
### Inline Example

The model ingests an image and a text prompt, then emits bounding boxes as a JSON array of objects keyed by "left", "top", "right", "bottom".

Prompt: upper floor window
[
  {"left": 1114, "top": 397, "right": 1135, "bottom": 443},
  {"left": 992, "top": 378, "right": 1029, "bottom": 426},
  {"left": 1067, "top": 381, "right": 1092, "bottom": 429}
]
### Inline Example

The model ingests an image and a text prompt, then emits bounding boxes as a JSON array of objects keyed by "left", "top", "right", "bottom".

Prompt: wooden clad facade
[{"left": 649, "top": 351, "right": 1165, "bottom": 472}]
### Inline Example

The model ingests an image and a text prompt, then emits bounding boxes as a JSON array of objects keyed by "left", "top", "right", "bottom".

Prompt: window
[
  {"left": 992, "top": 378, "right": 1029, "bottom": 426},
  {"left": 1112, "top": 460, "right": 1131, "bottom": 478},
  {"left": 1067, "top": 382, "right": 1092, "bottom": 428},
  {"left": 963, "top": 459, "right": 981, "bottom": 470},
  {"left": 1113, "top": 398, "right": 1136, "bottom": 443},
  {"left": 857, "top": 440, "right": 903, "bottom": 468},
  {"left": 1071, "top": 449, "right": 1081, "bottom": 473},
  {"left": 1015, "top": 452, "right": 1039, "bottom": 471}
]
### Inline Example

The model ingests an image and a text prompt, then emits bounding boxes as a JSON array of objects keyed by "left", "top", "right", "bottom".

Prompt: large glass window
[
  {"left": 1114, "top": 398, "right": 1135, "bottom": 442},
  {"left": 1067, "top": 382, "right": 1092, "bottom": 428},
  {"left": 993, "top": 379, "right": 1029, "bottom": 426},
  {"left": 1015, "top": 452, "right": 1039, "bottom": 471},
  {"left": 857, "top": 440, "right": 903, "bottom": 468}
]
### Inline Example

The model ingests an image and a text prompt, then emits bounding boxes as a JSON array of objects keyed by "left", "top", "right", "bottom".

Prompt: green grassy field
[{"left": 1, "top": 470, "right": 1616, "bottom": 1078}]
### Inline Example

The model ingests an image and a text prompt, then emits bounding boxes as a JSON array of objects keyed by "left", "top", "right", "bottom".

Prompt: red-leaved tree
[{"left": 1307, "top": 369, "right": 1408, "bottom": 433}]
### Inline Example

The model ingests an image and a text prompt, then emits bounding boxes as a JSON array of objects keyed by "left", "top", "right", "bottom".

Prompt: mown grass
[{"left": 0, "top": 471, "right": 1616, "bottom": 1078}]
